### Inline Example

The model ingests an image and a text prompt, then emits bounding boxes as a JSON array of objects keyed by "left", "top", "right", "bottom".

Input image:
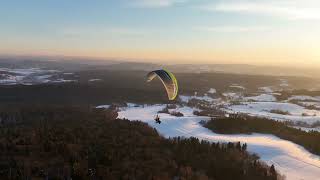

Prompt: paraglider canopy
[{"left": 146, "top": 69, "right": 178, "bottom": 100}]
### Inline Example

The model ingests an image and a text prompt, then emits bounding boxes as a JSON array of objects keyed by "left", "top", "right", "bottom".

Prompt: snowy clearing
[
  {"left": 96, "top": 105, "right": 111, "bottom": 109},
  {"left": 179, "top": 95, "right": 220, "bottom": 103},
  {"left": 227, "top": 102, "right": 320, "bottom": 124},
  {"left": 288, "top": 96, "right": 320, "bottom": 102},
  {"left": 0, "top": 68, "right": 79, "bottom": 85},
  {"left": 292, "top": 126, "right": 320, "bottom": 132},
  {"left": 51, "top": 79, "right": 77, "bottom": 83},
  {"left": 0, "top": 68, "right": 57, "bottom": 75},
  {"left": 89, "top": 79, "right": 103, "bottom": 82},
  {"left": 208, "top": 88, "right": 216, "bottom": 94},
  {"left": 259, "top": 87, "right": 274, "bottom": 93},
  {"left": 244, "top": 94, "right": 276, "bottom": 102},
  {"left": 117, "top": 104, "right": 320, "bottom": 180},
  {"left": 300, "top": 102, "right": 320, "bottom": 108},
  {"left": 279, "top": 79, "right": 289, "bottom": 87},
  {"left": 222, "top": 92, "right": 242, "bottom": 100},
  {"left": 229, "top": 84, "right": 245, "bottom": 90}
]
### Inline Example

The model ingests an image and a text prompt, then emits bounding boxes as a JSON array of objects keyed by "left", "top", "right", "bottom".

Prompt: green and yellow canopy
[{"left": 146, "top": 69, "right": 178, "bottom": 100}]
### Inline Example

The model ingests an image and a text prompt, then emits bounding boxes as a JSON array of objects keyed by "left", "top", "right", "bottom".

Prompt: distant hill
[
  {"left": 0, "top": 55, "right": 319, "bottom": 77},
  {"left": 0, "top": 55, "right": 118, "bottom": 71},
  {"left": 167, "top": 64, "right": 320, "bottom": 77}
]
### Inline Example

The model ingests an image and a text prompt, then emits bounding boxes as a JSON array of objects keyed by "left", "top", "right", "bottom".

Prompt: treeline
[
  {"left": 0, "top": 106, "right": 283, "bottom": 180},
  {"left": 158, "top": 105, "right": 184, "bottom": 117},
  {"left": 204, "top": 114, "right": 320, "bottom": 156}
]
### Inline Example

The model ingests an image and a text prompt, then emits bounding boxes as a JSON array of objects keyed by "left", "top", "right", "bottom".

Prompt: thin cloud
[
  {"left": 202, "top": 0, "right": 320, "bottom": 20},
  {"left": 129, "top": 0, "right": 187, "bottom": 8},
  {"left": 196, "top": 26, "right": 270, "bottom": 33},
  {"left": 59, "top": 27, "right": 145, "bottom": 38}
]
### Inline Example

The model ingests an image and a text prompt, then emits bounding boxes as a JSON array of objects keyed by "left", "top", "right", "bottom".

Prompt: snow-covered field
[
  {"left": 227, "top": 102, "right": 320, "bottom": 124},
  {"left": 179, "top": 95, "right": 220, "bottom": 103},
  {"left": 223, "top": 92, "right": 243, "bottom": 100},
  {"left": 88, "top": 78, "right": 103, "bottom": 82},
  {"left": 288, "top": 96, "right": 320, "bottom": 102},
  {"left": 244, "top": 94, "right": 276, "bottom": 102},
  {"left": 280, "top": 79, "right": 289, "bottom": 87},
  {"left": 207, "top": 88, "right": 216, "bottom": 94},
  {"left": 229, "top": 84, "right": 245, "bottom": 90},
  {"left": 0, "top": 68, "right": 57, "bottom": 75},
  {"left": 259, "top": 86, "right": 274, "bottom": 93},
  {"left": 300, "top": 101, "right": 320, "bottom": 108},
  {"left": 116, "top": 104, "right": 320, "bottom": 180},
  {"left": 0, "top": 68, "right": 76, "bottom": 85},
  {"left": 179, "top": 84, "right": 320, "bottom": 128}
]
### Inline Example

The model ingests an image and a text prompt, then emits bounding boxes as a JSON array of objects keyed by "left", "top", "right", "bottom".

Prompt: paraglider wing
[{"left": 147, "top": 69, "right": 178, "bottom": 100}]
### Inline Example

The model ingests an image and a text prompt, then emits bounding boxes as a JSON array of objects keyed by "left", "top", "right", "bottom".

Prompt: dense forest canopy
[{"left": 0, "top": 106, "right": 283, "bottom": 180}]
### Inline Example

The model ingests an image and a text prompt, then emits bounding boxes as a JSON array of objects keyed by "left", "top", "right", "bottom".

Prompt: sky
[{"left": 0, "top": 0, "right": 320, "bottom": 67}]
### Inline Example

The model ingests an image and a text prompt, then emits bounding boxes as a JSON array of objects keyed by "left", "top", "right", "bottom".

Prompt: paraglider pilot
[
  {"left": 155, "top": 114, "right": 161, "bottom": 124},
  {"left": 147, "top": 69, "right": 178, "bottom": 125}
]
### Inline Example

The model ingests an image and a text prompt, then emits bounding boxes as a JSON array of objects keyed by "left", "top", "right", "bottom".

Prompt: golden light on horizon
[{"left": 1, "top": 0, "right": 320, "bottom": 69}]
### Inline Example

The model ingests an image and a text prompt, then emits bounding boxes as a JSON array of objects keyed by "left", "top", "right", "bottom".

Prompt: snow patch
[
  {"left": 63, "top": 72, "right": 74, "bottom": 75},
  {"left": 51, "top": 79, "right": 77, "bottom": 83},
  {"left": 244, "top": 94, "right": 276, "bottom": 102},
  {"left": 300, "top": 102, "right": 320, "bottom": 108},
  {"left": 179, "top": 95, "right": 220, "bottom": 103},
  {"left": 229, "top": 84, "right": 245, "bottom": 90},
  {"left": 208, "top": 88, "right": 216, "bottom": 94},
  {"left": 279, "top": 79, "right": 289, "bottom": 87},
  {"left": 96, "top": 105, "right": 111, "bottom": 109},
  {"left": 223, "top": 92, "right": 242, "bottom": 100},
  {"left": 89, "top": 79, "right": 102, "bottom": 82},
  {"left": 259, "top": 87, "right": 274, "bottom": 93}
]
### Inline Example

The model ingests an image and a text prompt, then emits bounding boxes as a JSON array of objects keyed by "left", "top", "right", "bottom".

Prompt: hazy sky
[{"left": 0, "top": 0, "right": 320, "bottom": 67}]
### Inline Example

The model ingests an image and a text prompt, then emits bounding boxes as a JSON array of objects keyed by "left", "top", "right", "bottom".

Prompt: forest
[
  {"left": 0, "top": 106, "right": 283, "bottom": 180},
  {"left": 204, "top": 114, "right": 320, "bottom": 156},
  {"left": 0, "top": 69, "right": 309, "bottom": 105}
]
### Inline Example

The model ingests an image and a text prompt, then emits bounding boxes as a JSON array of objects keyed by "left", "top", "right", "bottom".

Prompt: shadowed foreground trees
[{"left": 0, "top": 106, "right": 283, "bottom": 180}]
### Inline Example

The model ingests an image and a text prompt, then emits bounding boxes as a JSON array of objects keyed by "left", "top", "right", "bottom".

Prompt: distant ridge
[{"left": 0, "top": 55, "right": 319, "bottom": 77}]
